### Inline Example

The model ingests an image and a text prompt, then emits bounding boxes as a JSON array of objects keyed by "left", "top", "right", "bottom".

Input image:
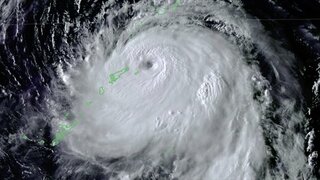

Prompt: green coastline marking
[
  {"left": 171, "top": 0, "right": 181, "bottom": 12},
  {"left": 23, "top": 99, "right": 94, "bottom": 146},
  {"left": 85, "top": 101, "right": 93, "bottom": 106},
  {"left": 157, "top": 6, "right": 168, "bottom": 15},
  {"left": 51, "top": 119, "right": 80, "bottom": 146},
  {"left": 130, "top": 0, "right": 181, "bottom": 34},
  {"left": 157, "top": 0, "right": 181, "bottom": 15},
  {"left": 20, "top": 133, "right": 45, "bottom": 145},
  {"left": 64, "top": 112, "right": 69, "bottom": 118},
  {"left": 51, "top": 98, "right": 95, "bottom": 146},
  {"left": 21, "top": 133, "right": 30, "bottom": 140},
  {"left": 109, "top": 66, "right": 129, "bottom": 84},
  {"left": 99, "top": 86, "right": 105, "bottom": 95},
  {"left": 38, "top": 140, "right": 45, "bottom": 145}
]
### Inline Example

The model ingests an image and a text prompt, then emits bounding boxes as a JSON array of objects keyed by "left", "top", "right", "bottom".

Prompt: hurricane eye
[{"left": 141, "top": 60, "right": 154, "bottom": 69}]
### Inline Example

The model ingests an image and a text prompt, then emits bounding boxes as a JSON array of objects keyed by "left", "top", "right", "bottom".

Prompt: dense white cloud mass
[{"left": 50, "top": 0, "right": 308, "bottom": 179}]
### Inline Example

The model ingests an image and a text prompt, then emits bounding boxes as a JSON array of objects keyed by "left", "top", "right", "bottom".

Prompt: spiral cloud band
[
  {"left": 1, "top": 0, "right": 310, "bottom": 179},
  {"left": 62, "top": 24, "right": 277, "bottom": 179}
]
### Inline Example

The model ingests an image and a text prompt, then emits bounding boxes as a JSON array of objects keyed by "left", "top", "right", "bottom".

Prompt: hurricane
[{"left": 1, "top": 0, "right": 320, "bottom": 179}]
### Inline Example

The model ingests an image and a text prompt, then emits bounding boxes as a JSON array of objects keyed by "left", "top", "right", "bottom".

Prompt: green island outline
[
  {"left": 131, "top": 0, "right": 181, "bottom": 32},
  {"left": 21, "top": 0, "right": 182, "bottom": 145},
  {"left": 108, "top": 66, "right": 129, "bottom": 84}
]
